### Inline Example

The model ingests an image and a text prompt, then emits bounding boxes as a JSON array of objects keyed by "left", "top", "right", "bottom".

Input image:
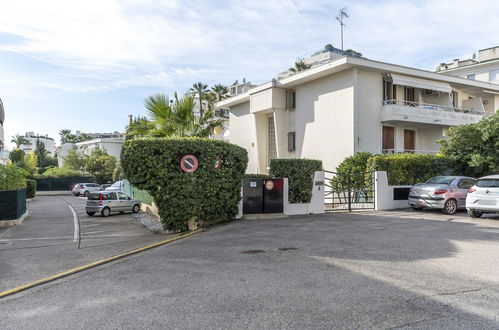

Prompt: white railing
[
  {"left": 382, "top": 99, "right": 484, "bottom": 115},
  {"left": 382, "top": 149, "right": 439, "bottom": 154}
]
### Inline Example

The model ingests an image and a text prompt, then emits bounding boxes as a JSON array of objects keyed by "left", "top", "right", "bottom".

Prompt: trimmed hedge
[
  {"left": 366, "top": 153, "right": 452, "bottom": 185},
  {"left": 0, "top": 164, "right": 26, "bottom": 191},
  {"left": 121, "top": 138, "right": 248, "bottom": 232},
  {"left": 269, "top": 159, "right": 322, "bottom": 203},
  {"left": 244, "top": 173, "right": 271, "bottom": 179},
  {"left": 26, "top": 179, "right": 37, "bottom": 198}
]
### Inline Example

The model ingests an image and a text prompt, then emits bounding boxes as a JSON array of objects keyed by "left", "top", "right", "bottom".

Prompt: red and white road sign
[{"left": 180, "top": 154, "right": 198, "bottom": 173}]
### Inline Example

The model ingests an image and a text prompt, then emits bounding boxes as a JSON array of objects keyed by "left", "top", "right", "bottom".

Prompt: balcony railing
[
  {"left": 382, "top": 149, "right": 439, "bottom": 155},
  {"left": 382, "top": 99, "right": 484, "bottom": 115}
]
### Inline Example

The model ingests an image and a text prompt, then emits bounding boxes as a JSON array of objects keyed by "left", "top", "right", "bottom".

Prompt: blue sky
[{"left": 1, "top": 0, "right": 498, "bottom": 149}]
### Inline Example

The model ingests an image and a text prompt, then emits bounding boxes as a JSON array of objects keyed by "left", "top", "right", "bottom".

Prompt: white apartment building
[
  {"left": 20, "top": 132, "right": 56, "bottom": 155},
  {"left": 217, "top": 53, "right": 499, "bottom": 173},
  {"left": 57, "top": 136, "right": 125, "bottom": 167},
  {"left": 436, "top": 46, "right": 499, "bottom": 83},
  {"left": 0, "top": 98, "right": 4, "bottom": 151}
]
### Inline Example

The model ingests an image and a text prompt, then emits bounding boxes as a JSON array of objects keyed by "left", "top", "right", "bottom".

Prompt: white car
[
  {"left": 466, "top": 174, "right": 499, "bottom": 218},
  {"left": 72, "top": 183, "right": 102, "bottom": 197},
  {"left": 105, "top": 181, "right": 124, "bottom": 192}
]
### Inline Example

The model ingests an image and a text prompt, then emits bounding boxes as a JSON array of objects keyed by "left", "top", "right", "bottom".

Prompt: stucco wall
[{"left": 292, "top": 69, "right": 355, "bottom": 171}]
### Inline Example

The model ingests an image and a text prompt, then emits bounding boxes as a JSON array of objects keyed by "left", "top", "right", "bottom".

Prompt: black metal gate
[{"left": 324, "top": 170, "right": 375, "bottom": 211}]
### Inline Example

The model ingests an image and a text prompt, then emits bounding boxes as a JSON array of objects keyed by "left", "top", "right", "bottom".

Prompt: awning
[{"left": 390, "top": 73, "right": 452, "bottom": 93}]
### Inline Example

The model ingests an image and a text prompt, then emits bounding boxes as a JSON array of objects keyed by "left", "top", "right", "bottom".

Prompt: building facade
[
  {"left": 57, "top": 136, "right": 125, "bottom": 167},
  {"left": 19, "top": 132, "right": 56, "bottom": 155},
  {"left": 436, "top": 46, "right": 499, "bottom": 83},
  {"left": 218, "top": 55, "right": 499, "bottom": 173}
]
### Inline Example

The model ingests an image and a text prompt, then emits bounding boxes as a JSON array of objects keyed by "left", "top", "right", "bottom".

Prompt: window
[
  {"left": 476, "top": 178, "right": 499, "bottom": 188},
  {"left": 490, "top": 69, "right": 499, "bottom": 82},
  {"left": 108, "top": 192, "right": 118, "bottom": 200},
  {"left": 451, "top": 91, "right": 458, "bottom": 108},
  {"left": 382, "top": 126, "right": 394, "bottom": 152},
  {"left": 287, "top": 132, "right": 296, "bottom": 152},
  {"left": 404, "top": 87, "right": 415, "bottom": 105},
  {"left": 117, "top": 192, "right": 129, "bottom": 200},
  {"left": 383, "top": 79, "right": 395, "bottom": 102},
  {"left": 467, "top": 74, "right": 476, "bottom": 80},
  {"left": 267, "top": 115, "right": 277, "bottom": 166},
  {"left": 286, "top": 90, "right": 296, "bottom": 109},
  {"left": 457, "top": 179, "right": 476, "bottom": 189}
]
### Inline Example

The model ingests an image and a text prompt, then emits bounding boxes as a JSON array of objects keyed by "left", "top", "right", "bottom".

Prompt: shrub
[
  {"left": 269, "top": 159, "right": 322, "bottom": 203},
  {"left": 366, "top": 153, "right": 453, "bottom": 185},
  {"left": 37, "top": 167, "right": 83, "bottom": 178},
  {"left": 0, "top": 164, "right": 27, "bottom": 191},
  {"left": 244, "top": 173, "right": 271, "bottom": 179},
  {"left": 121, "top": 137, "right": 248, "bottom": 232},
  {"left": 9, "top": 149, "right": 25, "bottom": 163},
  {"left": 26, "top": 179, "right": 37, "bottom": 198},
  {"left": 330, "top": 151, "right": 374, "bottom": 193}
]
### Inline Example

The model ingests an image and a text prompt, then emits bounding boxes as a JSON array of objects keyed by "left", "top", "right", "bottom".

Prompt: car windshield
[
  {"left": 111, "top": 182, "right": 121, "bottom": 187},
  {"left": 425, "top": 176, "right": 456, "bottom": 185},
  {"left": 476, "top": 178, "right": 499, "bottom": 188}
]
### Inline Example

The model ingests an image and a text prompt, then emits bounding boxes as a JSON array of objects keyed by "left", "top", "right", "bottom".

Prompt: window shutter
[{"left": 287, "top": 132, "right": 296, "bottom": 151}]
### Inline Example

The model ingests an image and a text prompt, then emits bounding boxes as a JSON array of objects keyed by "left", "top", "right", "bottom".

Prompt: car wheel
[
  {"left": 101, "top": 207, "right": 111, "bottom": 217},
  {"left": 74, "top": 192, "right": 80, "bottom": 196},
  {"left": 83, "top": 191, "right": 90, "bottom": 197},
  {"left": 467, "top": 209, "right": 482, "bottom": 218},
  {"left": 132, "top": 204, "right": 140, "bottom": 213},
  {"left": 86, "top": 211, "right": 95, "bottom": 216},
  {"left": 411, "top": 206, "right": 423, "bottom": 211},
  {"left": 442, "top": 199, "right": 457, "bottom": 215}
]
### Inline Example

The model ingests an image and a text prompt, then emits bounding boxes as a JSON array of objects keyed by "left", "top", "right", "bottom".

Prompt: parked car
[
  {"left": 100, "top": 183, "right": 112, "bottom": 190},
  {"left": 408, "top": 176, "right": 476, "bottom": 215},
  {"left": 105, "top": 180, "right": 124, "bottom": 192},
  {"left": 86, "top": 191, "right": 141, "bottom": 217},
  {"left": 466, "top": 174, "right": 499, "bottom": 218},
  {"left": 72, "top": 183, "right": 102, "bottom": 197}
]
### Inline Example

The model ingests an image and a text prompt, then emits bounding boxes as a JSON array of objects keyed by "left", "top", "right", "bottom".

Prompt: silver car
[
  {"left": 408, "top": 176, "right": 476, "bottom": 214},
  {"left": 86, "top": 191, "right": 141, "bottom": 217},
  {"left": 72, "top": 183, "right": 102, "bottom": 197}
]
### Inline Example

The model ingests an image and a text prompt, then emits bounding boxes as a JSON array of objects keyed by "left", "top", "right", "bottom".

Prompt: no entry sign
[{"left": 180, "top": 154, "right": 198, "bottom": 173}]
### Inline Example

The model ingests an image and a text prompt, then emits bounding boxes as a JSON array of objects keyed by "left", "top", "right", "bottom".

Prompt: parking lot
[
  {"left": 0, "top": 195, "right": 169, "bottom": 292},
  {"left": 1, "top": 208, "right": 499, "bottom": 329}
]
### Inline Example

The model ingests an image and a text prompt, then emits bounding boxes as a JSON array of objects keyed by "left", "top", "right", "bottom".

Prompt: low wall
[
  {"left": 374, "top": 171, "right": 411, "bottom": 210},
  {"left": 0, "top": 188, "right": 27, "bottom": 223},
  {"left": 284, "top": 171, "right": 325, "bottom": 215},
  {"left": 36, "top": 176, "right": 94, "bottom": 191}
]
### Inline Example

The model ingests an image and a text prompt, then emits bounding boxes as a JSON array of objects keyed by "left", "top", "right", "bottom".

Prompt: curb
[
  {"left": 0, "top": 211, "right": 29, "bottom": 227},
  {"left": 0, "top": 230, "right": 200, "bottom": 299}
]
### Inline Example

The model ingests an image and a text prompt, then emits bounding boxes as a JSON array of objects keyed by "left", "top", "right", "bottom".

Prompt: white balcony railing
[
  {"left": 382, "top": 99, "right": 484, "bottom": 115},
  {"left": 382, "top": 149, "right": 439, "bottom": 155}
]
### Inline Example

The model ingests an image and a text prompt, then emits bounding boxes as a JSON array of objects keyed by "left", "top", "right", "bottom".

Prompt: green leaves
[
  {"left": 269, "top": 159, "right": 322, "bottom": 203},
  {"left": 121, "top": 138, "right": 248, "bottom": 232},
  {"left": 0, "top": 164, "right": 27, "bottom": 191},
  {"left": 438, "top": 112, "right": 498, "bottom": 177}
]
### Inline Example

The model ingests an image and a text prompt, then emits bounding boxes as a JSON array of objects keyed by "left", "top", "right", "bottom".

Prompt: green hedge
[
  {"left": 269, "top": 159, "right": 322, "bottom": 203},
  {"left": 0, "top": 164, "right": 27, "bottom": 191},
  {"left": 121, "top": 138, "right": 248, "bottom": 232},
  {"left": 244, "top": 173, "right": 271, "bottom": 179},
  {"left": 26, "top": 179, "right": 37, "bottom": 198},
  {"left": 366, "top": 153, "right": 452, "bottom": 185}
]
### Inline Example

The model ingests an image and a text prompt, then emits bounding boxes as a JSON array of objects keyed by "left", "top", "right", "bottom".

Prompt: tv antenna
[{"left": 336, "top": 8, "right": 348, "bottom": 51}]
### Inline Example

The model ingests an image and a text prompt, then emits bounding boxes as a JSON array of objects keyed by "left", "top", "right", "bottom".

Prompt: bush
[
  {"left": 269, "top": 159, "right": 322, "bottom": 203},
  {"left": 0, "top": 164, "right": 27, "bottom": 191},
  {"left": 244, "top": 173, "right": 271, "bottom": 179},
  {"left": 366, "top": 153, "right": 453, "bottom": 185},
  {"left": 9, "top": 149, "right": 25, "bottom": 163},
  {"left": 26, "top": 179, "right": 37, "bottom": 198},
  {"left": 331, "top": 151, "right": 374, "bottom": 192},
  {"left": 37, "top": 167, "right": 83, "bottom": 178},
  {"left": 121, "top": 137, "right": 248, "bottom": 232}
]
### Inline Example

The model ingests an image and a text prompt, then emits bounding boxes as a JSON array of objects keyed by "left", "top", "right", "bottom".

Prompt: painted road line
[
  {"left": 0, "top": 230, "right": 200, "bottom": 299},
  {"left": 68, "top": 204, "right": 79, "bottom": 242}
]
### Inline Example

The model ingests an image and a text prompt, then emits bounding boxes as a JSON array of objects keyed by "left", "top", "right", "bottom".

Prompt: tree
[
  {"left": 85, "top": 148, "right": 117, "bottom": 184},
  {"left": 59, "top": 129, "right": 73, "bottom": 143},
  {"left": 63, "top": 146, "right": 87, "bottom": 172},
  {"left": 211, "top": 84, "right": 229, "bottom": 102},
  {"left": 9, "top": 149, "right": 25, "bottom": 163},
  {"left": 10, "top": 134, "right": 29, "bottom": 149},
  {"left": 24, "top": 152, "right": 38, "bottom": 176},
  {"left": 289, "top": 60, "right": 312, "bottom": 73},
  {"left": 126, "top": 93, "right": 225, "bottom": 139},
  {"left": 34, "top": 139, "right": 47, "bottom": 169},
  {"left": 439, "top": 112, "right": 499, "bottom": 177},
  {"left": 189, "top": 82, "right": 209, "bottom": 116}
]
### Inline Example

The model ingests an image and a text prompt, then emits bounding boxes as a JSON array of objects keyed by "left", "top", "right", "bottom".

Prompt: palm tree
[
  {"left": 127, "top": 93, "right": 225, "bottom": 139},
  {"left": 59, "top": 129, "right": 72, "bottom": 143},
  {"left": 189, "top": 82, "right": 209, "bottom": 116},
  {"left": 211, "top": 84, "right": 229, "bottom": 102},
  {"left": 11, "top": 134, "right": 29, "bottom": 149},
  {"left": 289, "top": 60, "right": 312, "bottom": 73}
]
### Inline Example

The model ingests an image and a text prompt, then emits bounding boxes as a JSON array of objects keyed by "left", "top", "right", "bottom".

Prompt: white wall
[{"left": 375, "top": 171, "right": 411, "bottom": 210}]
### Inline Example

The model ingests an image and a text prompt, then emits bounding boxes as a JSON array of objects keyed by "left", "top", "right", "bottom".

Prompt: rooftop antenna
[{"left": 336, "top": 8, "right": 348, "bottom": 51}]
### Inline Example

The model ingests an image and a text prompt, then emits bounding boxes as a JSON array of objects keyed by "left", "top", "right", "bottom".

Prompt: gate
[{"left": 324, "top": 171, "right": 375, "bottom": 211}]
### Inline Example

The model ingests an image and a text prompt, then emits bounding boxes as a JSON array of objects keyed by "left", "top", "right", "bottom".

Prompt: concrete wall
[
  {"left": 283, "top": 171, "right": 325, "bottom": 215},
  {"left": 229, "top": 101, "right": 260, "bottom": 173},
  {"left": 374, "top": 171, "right": 411, "bottom": 210}
]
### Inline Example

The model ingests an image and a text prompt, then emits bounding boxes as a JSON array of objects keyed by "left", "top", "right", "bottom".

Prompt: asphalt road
[
  {"left": 1, "top": 210, "right": 499, "bottom": 329},
  {"left": 0, "top": 195, "right": 168, "bottom": 292}
]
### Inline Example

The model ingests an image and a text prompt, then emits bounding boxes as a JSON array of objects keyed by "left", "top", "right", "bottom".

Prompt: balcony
[{"left": 381, "top": 99, "right": 484, "bottom": 126}]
